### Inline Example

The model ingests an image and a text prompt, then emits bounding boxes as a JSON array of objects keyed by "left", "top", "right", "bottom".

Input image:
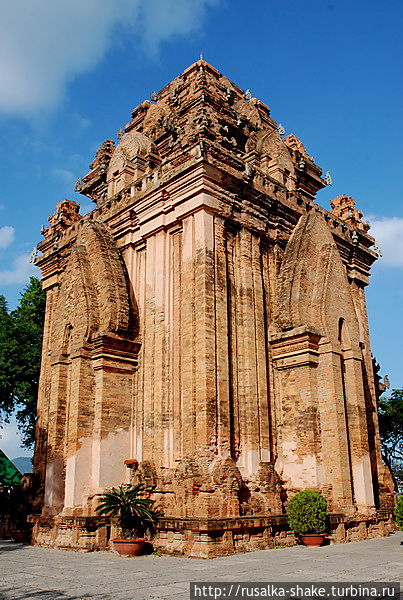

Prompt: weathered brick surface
[{"left": 32, "top": 61, "right": 395, "bottom": 556}]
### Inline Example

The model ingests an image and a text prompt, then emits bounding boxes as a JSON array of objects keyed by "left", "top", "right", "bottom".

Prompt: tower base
[{"left": 29, "top": 511, "right": 396, "bottom": 558}]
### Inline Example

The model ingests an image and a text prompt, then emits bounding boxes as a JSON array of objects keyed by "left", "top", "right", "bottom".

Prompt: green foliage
[
  {"left": 0, "top": 297, "right": 15, "bottom": 415},
  {"left": 378, "top": 390, "right": 403, "bottom": 491},
  {"left": 95, "top": 484, "right": 159, "bottom": 539},
  {"left": 0, "top": 277, "right": 45, "bottom": 447},
  {"left": 0, "top": 483, "right": 30, "bottom": 530},
  {"left": 395, "top": 496, "right": 403, "bottom": 530},
  {"left": 287, "top": 489, "right": 328, "bottom": 535},
  {"left": 0, "top": 448, "right": 22, "bottom": 485}
]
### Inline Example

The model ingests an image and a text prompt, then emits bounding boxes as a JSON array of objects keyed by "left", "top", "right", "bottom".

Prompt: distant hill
[{"left": 11, "top": 456, "right": 33, "bottom": 474}]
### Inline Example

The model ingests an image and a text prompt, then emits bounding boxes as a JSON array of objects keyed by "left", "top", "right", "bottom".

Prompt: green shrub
[
  {"left": 395, "top": 496, "right": 403, "bottom": 530},
  {"left": 287, "top": 489, "right": 328, "bottom": 535}
]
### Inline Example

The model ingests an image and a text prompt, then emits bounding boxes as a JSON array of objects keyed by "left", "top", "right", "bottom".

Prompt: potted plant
[
  {"left": 95, "top": 483, "right": 159, "bottom": 556},
  {"left": 395, "top": 495, "right": 403, "bottom": 539},
  {"left": 287, "top": 489, "right": 328, "bottom": 546}
]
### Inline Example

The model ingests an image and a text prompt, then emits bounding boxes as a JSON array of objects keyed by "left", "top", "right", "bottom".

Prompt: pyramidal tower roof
[
  {"left": 74, "top": 58, "right": 328, "bottom": 207},
  {"left": 40, "top": 59, "right": 373, "bottom": 272},
  {"left": 125, "top": 59, "right": 275, "bottom": 137}
]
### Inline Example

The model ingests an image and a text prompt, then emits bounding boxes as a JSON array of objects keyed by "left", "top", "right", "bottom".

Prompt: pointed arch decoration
[
  {"left": 276, "top": 211, "right": 360, "bottom": 346},
  {"left": 52, "top": 220, "right": 138, "bottom": 354}
]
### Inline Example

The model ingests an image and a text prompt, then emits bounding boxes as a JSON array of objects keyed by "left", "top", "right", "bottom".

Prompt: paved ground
[{"left": 0, "top": 533, "right": 402, "bottom": 600}]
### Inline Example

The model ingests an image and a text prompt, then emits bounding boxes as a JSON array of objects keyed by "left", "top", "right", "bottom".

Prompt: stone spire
[{"left": 331, "top": 194, "right": 370, "bottom": 232}]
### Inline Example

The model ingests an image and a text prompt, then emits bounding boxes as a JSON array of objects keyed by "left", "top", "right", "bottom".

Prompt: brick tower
[{"left": 31, "top": 61, "right": 395, "bottom": 556}]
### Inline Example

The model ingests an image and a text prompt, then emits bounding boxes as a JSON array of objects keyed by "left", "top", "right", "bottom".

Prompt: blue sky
[{"left": 0, "top": 0, "right": 402, "bottom": 457}]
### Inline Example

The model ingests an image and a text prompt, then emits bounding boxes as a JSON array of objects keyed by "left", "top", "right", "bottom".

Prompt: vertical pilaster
[
  {"left": 193, "top": 210, "right": 217, "bottom": 451},
  {"left": 317, "top": 344, "right": 355, "bottom": 511},
  {"left": 90, "top": 337, "right": 138, "bottom": 495},
  {"left": 63, "top": 351, "right": 94, "bottom": 508},
  {"left": 226, "top": 225, "right": 240, "bottom": 461},
  {"left": 262, "top": 244, "right": 276, "bottom": 462},
  {"left": 34, "top": 286, "right": 57, "bottom": 478},
  {"left": 135, "top": 245, "right": 146, "bottom": 462},
  {"left": 237, "top": 228, "right": 260, "bottom": 475},
  {"left": 171, "top": 229, "right": 182, "bottom": 463},
  {"left": 181, "top": 215, "right": 196, "bottom": 455},
  {"left": 342, "top": 350, "right": 375, "bottom": 508},
  {"left": 252, "top": 235, "right": 271, "bottom": 463},
  {"left": 351, "top": 282, "right": 384, "bottom": 505},
  {"left": 214, "top": 216, "right": 231, "bottom": 456},
  {"left": 44, "top": 356, "right": 69, "bottom": 508},
  {"left": 153, "top": 230, "right": 168, "bottom": 467},
  {"left": 142, "top": 236, "right": 156, "bottom": 460},
  {"left": 271, "top": 328, "right": 322, "bottom": 490}
]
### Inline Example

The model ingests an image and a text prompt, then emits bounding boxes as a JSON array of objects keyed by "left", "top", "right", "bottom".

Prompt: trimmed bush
[
  {"left": 287, "top": 489, "right": 328, "bottom": 535},
  {"left": 395, "top": 496, "right": 403, "bottom": 530}
]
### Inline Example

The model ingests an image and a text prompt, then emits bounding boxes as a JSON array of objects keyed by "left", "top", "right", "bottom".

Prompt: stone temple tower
[{"left": 32, "top": 61, "right": 395, "bottom": 556}]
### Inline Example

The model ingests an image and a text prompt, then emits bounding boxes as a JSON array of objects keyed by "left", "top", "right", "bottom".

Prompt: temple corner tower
[{"left": 31, "top": 61, "right": 395, "bottom": 557}]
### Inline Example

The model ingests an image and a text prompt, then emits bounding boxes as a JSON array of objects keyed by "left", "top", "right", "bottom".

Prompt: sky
[{"left": 0, "top": 0, "right": 402, "bottom": 458}]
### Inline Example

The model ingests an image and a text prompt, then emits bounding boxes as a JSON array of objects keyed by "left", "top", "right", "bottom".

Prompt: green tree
[
  {"left": 0, "top": 296, "right": 15, "bottom": 415},
  {"left": 0, "top": 277, "right": 45, "bottom": 447},
  {"left": 377, "top": 389, "right": 403, "bottom": 492}
]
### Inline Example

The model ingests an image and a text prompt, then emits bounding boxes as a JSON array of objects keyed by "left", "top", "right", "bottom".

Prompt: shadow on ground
[
  {"left": 0, "top": 588, "right": 115, "bottom": 600},
  {"left": 0, "top": 541, "right": 28, "bottom": 552},
  {"left": 0, "top": 588, "right": 79, "bottom": 600}
]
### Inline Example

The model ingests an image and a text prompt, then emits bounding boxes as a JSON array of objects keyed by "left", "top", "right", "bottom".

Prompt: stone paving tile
[{"left": 0, "top": 533, "right": 402, "bottom": 600}]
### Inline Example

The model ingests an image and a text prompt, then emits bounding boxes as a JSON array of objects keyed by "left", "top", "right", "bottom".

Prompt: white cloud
[
  {"left": 0, "top": 0, "right": 219, "bottom": 115},
  {"left": 0, "top": 415, "right": 32, "bottom": 459},
  {"left": 367, "top": 216, "right": 403, "bottom": 268},
  {"left": 0, "top": 251, "right": 39, "bottom": 285},
  {"left": 52, "top": 168, "right": 75, "bottom": 183},
  {"left": 72, "top": 115, "right": 91, "bottom": 131},
  {"left": 138, "top": 0, "right": 219, "bottom": 52},
  {"left": 0, "top": 226, "right": 14, "bottom": 249}
]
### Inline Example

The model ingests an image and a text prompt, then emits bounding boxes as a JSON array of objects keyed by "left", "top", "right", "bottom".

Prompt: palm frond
[{"left": 95, "top": 483, "right": 160, "bottom": 534}]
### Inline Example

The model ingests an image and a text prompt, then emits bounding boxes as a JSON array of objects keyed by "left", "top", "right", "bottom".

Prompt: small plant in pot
[
  {"left": 395, "top": 495, "right": 403, "bottom": 542},
  {"left": 95, "top": 483, "right": 159, "bottom": 556},
  {"left": 287, "top": 489, "right": 328, "bottom": 547}
]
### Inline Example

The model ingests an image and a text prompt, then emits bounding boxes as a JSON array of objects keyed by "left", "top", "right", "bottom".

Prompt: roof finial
[
  {"left": 277, "top": 123, "right": 286, "bottom": 136},
  {"left": 199, "top": 52, "right": 204, "bottom": 61},
  {"left": 29, "top": 246, "right": 38, "bottom": 264}
]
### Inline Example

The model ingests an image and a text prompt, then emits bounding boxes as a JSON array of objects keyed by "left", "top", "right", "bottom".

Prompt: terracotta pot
[
  {"left": 10, "top": 530, "right": 27, "bottom": 543},
  {"left": 112, "top": 538, "right": 146, "bottom": 556},
  {"left": 300, "top": 533, "right": 326, "bottom": 547}
]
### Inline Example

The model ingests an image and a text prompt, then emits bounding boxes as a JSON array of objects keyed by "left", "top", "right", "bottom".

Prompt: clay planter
[
  {"left": 300, "top": 533, "right": 326, "bottom": 547},
  {"left": 10, "top": 530, "right": 27, "bottom": 543},
  {"left": 112, "top": 538, "right": 145, "bottom": 556}
]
